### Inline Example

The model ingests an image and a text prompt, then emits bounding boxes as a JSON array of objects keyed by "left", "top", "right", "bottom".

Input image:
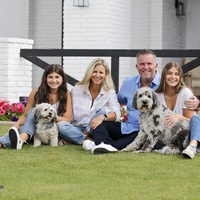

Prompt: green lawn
[{"left": 0, "top": 125, "right": 200, "bottom": 200}]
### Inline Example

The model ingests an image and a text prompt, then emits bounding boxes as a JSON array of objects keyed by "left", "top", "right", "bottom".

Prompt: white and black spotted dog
[
  {"left": 33, "top": 103, "right": 58, "bottom": 147},
  {"left": 122, "top": 87, "right": 190, "bottom": 154}
]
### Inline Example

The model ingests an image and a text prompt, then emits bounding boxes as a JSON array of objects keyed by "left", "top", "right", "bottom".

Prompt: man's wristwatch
[{"left": 103, "top": 114, "right": 108, "bottom": 121}]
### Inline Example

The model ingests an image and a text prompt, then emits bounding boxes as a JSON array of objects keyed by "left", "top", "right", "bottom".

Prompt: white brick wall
[
  {"left": 0, "top": 0, "right": 199, "bottom": 94},
  {"left": 63, "top": 0, "right": 190, "bottom": 90},
  {"left": 0, "top": 38, "right": 33, "bottom": 103},
  {"left": 0, "top": 0, "right": 29, "bottom": 39},
  {"left": 29, "top": 0, "right": 62, "bottom": 89},
  {"left": 63, "top": 0, "right": 134, "bottom": 90}
]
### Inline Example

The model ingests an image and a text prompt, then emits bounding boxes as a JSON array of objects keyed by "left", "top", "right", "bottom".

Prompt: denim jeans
[
  {"left": 0, "top": 109, "right": 35, "bottom": 148},
  {"left": 57, "top": 108, "right": 108, "bottom": 145},
  {"left": 190, "top": 115, "right": 200, "bottom": 145},
  {"left": 57, "top": 121, "right": 86, "bottom": 144}
]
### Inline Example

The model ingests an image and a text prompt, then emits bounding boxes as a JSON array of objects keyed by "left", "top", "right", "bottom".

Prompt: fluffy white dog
[
  {"left": 33, "top": 103, "right": 58, "bottom": 147},
  {"left": 122, "top": 87, "right": 190, "bottom": 154}
]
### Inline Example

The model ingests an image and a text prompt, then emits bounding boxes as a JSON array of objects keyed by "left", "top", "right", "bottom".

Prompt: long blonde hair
[{"left": 76, "top": 58, "right": 115, "bottom": 91}]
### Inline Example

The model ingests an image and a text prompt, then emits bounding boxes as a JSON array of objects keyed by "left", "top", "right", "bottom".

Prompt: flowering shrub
[
  {"left": 120, "top": 104, "right": 128, "bottom": 122},
  {"left": 0, "top": 98, "right": 27, "bottom": 121}
]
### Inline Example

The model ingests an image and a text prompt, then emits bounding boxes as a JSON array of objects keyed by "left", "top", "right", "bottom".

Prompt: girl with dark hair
[{"left": 0, "top": 64, "right": 72, "bottom": 149}]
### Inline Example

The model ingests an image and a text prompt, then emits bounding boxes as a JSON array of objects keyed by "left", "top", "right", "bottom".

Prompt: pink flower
[
  {"left": 17, "top": 103, "right": 24, "bottom": 113},
  {"left": 0, "top": 99, "right": 25, "bottom": 121},
  {"left": 120, "top": 104, "right": 128, "bottom": 122},
  {"left": 10, "top": 106, "right": 17, "bottom": 112}
]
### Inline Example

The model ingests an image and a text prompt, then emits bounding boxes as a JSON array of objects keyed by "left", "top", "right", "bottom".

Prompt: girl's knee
[
  {"left": 192, "top": 115, "right": 200, "bottom": 122},
  {"left": 57, "top": 121, "right": 71, "bottom": 132}
]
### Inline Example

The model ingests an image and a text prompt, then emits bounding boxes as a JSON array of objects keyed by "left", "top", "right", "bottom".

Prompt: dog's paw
[
  {"left": 155, "top": 146, "right": 180, "bottom": 155},
  {"left": 121, "top": 144, "right": 138, "bottom": 152},
  {"left": 135, "top": 148, "right": 152, "bottom": 153},
  {"left": 33, "top": 144, "right": 41, "bottom": 147},
  {"left": 121, "top": 148, "right": 129, "bottom": 152},
  {"left": 33, "top": 141, "right": 41, "bottom": 147},
  {"left": 153, "top": 149, "right": 162, "bottom": 153},
  {"left": 121, "top": 147, "right": 135, "bottom": 152}
]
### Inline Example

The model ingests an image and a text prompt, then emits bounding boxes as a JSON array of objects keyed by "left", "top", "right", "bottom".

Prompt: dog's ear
[
  {"left": 152, "top": 91, "right": 159, "bottom": 109},
  {"left": 132, "top": 91, "right": 138, "bottom": 109},
  {"left": 52, "top": 109, "right": 57, "bottom": 122},
  {"left": 33, "top": 106, "right": 41, "bottom": 120}
]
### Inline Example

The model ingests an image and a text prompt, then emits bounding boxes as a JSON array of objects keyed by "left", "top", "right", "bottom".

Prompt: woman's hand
[
  {"left": 90, "top": 115, "right": 104, "bottom": 130},
  {"left": 164, "top": 114, "right": 181, "bottom": 127}
]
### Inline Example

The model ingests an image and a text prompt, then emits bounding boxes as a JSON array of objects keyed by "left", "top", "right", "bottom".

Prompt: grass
[{"left": 0, "top": 125, "right": 200, "bottom": 200}]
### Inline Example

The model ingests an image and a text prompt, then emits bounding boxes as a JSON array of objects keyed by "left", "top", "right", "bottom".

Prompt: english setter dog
[
  {"left": 122, "top": 87, "right": 190, "bottom": 154},
  {"left": 33, "top": 103, "right": 58, "bottom": 147}
]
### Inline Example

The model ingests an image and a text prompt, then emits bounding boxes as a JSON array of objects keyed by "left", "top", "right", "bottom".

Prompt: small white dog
[{"left": 33, "top": 103, "right": 58, "bottom": 147}]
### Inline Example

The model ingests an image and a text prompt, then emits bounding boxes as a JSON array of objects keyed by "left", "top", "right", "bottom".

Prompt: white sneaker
[
  {"left": 91, "top": 142, "right": 118, "bottom": 154},
  {"left": 82, "top": 140, "right": 95, "bottom": 151},
  {"left": 182, "top": 145, "right": 197, "bottom": 159},
  {"left": 9, "top": 127, "right": 23, "bottom": 150}
]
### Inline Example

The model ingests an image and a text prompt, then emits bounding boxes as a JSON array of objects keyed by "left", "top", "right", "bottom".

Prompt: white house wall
[
  {"left": 29, "top": 0, "right": 62, "bottom": 89},
  {"left": 0, "top": 0, "right": 200, "bottom": 97},
  {"left": 63, "top": 0, "right": 165, "bottom": 90},
  {"left": 186, "top": 0, "right": 200, "bottom": 49},
  {"left": 0, "top": 0, "right": 29, "bottom": 39}
]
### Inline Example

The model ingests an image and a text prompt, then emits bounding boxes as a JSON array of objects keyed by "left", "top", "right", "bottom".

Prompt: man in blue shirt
[{"left": 90, "top": 49, "right": 162, "bottom": 154}]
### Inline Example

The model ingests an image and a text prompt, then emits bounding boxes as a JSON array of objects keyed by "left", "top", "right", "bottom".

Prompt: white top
[
  {"left": 157, "top": 87, "right": 193, "bottom": 115},
  {"left": 52, "top": 102, "right": 59, "bottom": 114},
  {"left": 71, "top": 84, "right": 120, "bottom": 127}
]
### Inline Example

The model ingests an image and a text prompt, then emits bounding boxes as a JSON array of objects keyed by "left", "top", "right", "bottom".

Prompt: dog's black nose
[
  {"left": 49, "top": 112, "right": 52, "bottom": 116},
  {"left": 142, "top": 100, "right": 148, "bottom": 105}
]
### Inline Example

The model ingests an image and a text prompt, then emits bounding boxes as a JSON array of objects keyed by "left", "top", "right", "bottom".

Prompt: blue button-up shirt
[{"left": 117, "top": 71, "right": 161, "bottom": 134}]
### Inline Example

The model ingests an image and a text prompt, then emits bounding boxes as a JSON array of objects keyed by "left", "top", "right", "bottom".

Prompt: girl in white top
[
  {"left": 0, "top": 64, "right": 72, "bottom": 149},
  {"left": 155, "top": 61, "right": 195, "bottom": 127}
]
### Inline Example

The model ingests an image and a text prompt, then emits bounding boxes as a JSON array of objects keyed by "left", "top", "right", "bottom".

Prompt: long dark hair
[{"left": 35, "top": 64, "right": 68, "bottom": 115}]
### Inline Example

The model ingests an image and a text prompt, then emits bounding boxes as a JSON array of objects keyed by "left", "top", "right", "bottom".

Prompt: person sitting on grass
[
  {"left": 57, "top": 58, "right": 121, "bottom": 150},
  {"left": 86, "top": 49, "right": 199, "bottom": 154},
  {"left": 0, "top": 64, "right": 72, "bottom": 149}
]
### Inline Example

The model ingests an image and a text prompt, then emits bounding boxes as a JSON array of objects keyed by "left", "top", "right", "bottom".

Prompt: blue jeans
[
  {"left": 57, "top": 121, "right": 86, "bottom": 144},
  {"left": 91, "top": 121, "right": 165, "bottom": 150},
  {"left": 57, "top": 108, "right": 107, "bottom": 145},
  {"left": 190, "top": 115, "right": 200, "bottom": 145},
  {"left": 0, "top": 109, "right": 35, "bottom": 148}
]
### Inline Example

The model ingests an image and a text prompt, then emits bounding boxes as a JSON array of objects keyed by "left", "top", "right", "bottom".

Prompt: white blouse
[
  {"left": 157, "top": 87, "right": 193, "bottom": 115},
  {"left": 71, "top": 84, "right": 120, "bottom": 127}
]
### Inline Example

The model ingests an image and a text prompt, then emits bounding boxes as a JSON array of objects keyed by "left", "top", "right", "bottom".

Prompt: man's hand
[{"left": 184, "top": 95, "right": 199, "bottom": 110}]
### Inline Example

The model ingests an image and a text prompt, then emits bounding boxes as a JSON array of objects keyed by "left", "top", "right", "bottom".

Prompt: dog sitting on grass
[
  {"left": 33, "top": 103, "right": 58, "bottom": 147},
  {"left": 122, "top": 87, "right": 190, "bottom": 154}
]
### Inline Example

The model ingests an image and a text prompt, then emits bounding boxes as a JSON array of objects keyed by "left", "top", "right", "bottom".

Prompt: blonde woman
[{"left": 57, "top": 58, "right": 120, "bottom": 149}]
